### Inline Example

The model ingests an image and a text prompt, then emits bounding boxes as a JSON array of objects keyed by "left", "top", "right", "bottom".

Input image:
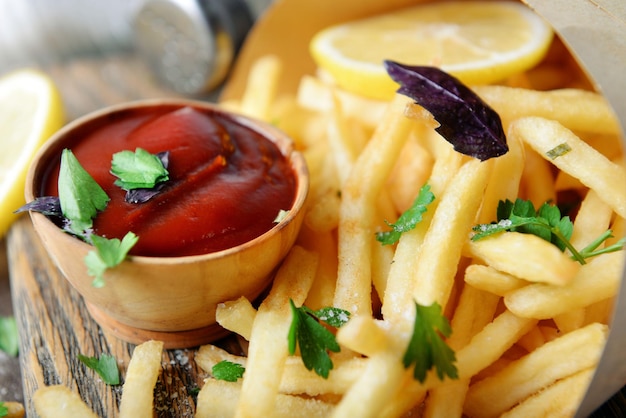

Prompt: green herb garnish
[
  {"left": 58, "top": 149, "right": 109, "bottom": 235},
  {"left": 377, "top": 184, "right": 435, "bottom": 245},
  {"left": 85, "top": 232, "right": 139, "bottom": 287},
  {"left": 78, "top": 353, "right": 120, "bottom": 385},
  {"left": 472, "top": 198, "right": 625, "bottom": 264},
  {"left": 212, "top": 360, "right": 246, "bottom": 382},
  {"left": 0, "top": 402, "right": 7, "bottom": 418},
  {"left": 403, "top": 301, "right": 458, "bottom": 383},
  {"left": 546, "top": 142, "right": 572, "bottom": 159},
  {"left": 288, "top": 300, "right": 350, "bottom": 378},
  {"left": 111, "top": 148, "right": 169, "bottom": 190},
  {"left": 0, "top": 316, "right": 18, "bottom": 357}
]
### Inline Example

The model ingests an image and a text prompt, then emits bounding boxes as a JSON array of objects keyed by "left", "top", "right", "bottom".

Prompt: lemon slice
[
  {"left": 0, "top": 69, "right": 64, "bottom": 237},
  {"left": 310, "top": 1, "right": 554, "bottom": 100}
]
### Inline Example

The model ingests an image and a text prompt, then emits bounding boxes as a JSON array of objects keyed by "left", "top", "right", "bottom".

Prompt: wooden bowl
[{"left": 24, "top": 99, "right": 309, "bottom": 349}]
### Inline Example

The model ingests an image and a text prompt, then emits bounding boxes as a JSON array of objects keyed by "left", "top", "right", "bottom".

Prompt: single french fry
[
  {"left": 510, "top": 116, "right": 626, "bottom": 218},
  {"left": 478, "top": 133, "right": 526, "bottom": 224},
  {"left": 412, "top": 158, "right": 494, "bottom": 308},
  {"left": 468, "top": 232, "right": 580, "bottom": 286},
  {"left": 569, "top": 188, "right": 614, "bottom": 250},
  {"left": 119, "top": 340, "right": 164, "bottom": 418},
  {"left": 336, "top": 315, "right": 390, "bottom": 356},
  {"left": 279, "top": 356, "right": 366, "bottom": 396},
  {"left": 553, "top": 308, "right": 586, "bottom": 333},
  {"left": 505, "top": 251, "right": 624, "bottom": 319},
  {"left": 464, "top": 264, "right": 527, "bottom": 296},
  {"left": 501, "top": 368, "right": 595, "bottom": 418},
  {"left": 386, "top": 129, "right": 435, "bottom": 214},
  {"left": 239, "top": 55, "right": 282, "bottom": 122},
  {"left": 334, "top": 94, "right": 413, "bottom": 316},
  {"left": 298, "top": 227, "right": 338, "bottom": 309},
  {"left": 331, "top": 351, "right": 407, "bottom": 418},
  {"left": 215, "top": 296, "right": 257, "bottom": 340},
  {"left": 473, "top": 85, "right": 621, "bottom": 135},
  {"left": 33, "top": 386, "right": 98, "bottom": 418},
  {"left": 519, "top": 146, "right": 556, "bottom": 207},
  {"left": 196, "top": 344, "right": 248, "bottom": 373},
  {"left": 197, "top": 379, "right": 334, "bottom": 418},
  {"left": 296, "top": 74, "right": 387, "bottom": 128},
  {"left": 464, "top": 322, "right": 607, "bottom": 418},
  {"left": 235, "top": 245, "right": 318, "bottom": 418}
]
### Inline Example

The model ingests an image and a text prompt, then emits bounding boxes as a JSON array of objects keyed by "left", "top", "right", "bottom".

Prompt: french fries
[
  {"left": 199, "top": 44, "right": 624, "bottom": 417},
  {"left": 33, "top": 386, "right": 98, "bottom": 418},
  {"left": 119, "top": 340, "right": 164, "bottom": 418}
]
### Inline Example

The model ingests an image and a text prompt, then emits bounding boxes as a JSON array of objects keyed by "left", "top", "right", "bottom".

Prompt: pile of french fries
[{"left": 33, "top": 38, "right": 625, "bottom": 418}]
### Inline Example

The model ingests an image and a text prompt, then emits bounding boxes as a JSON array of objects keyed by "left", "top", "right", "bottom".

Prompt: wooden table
[{"left": 2, "top": 43, "right": 626, "bottom": 418}]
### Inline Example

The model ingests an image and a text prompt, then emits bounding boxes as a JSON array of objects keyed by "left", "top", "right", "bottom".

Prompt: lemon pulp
[
  {"left": 310, "top": 1, "right": 554, "bottom": 100},
  {"left": 0, "top": 70, "right": 65, "bottom": 237}
]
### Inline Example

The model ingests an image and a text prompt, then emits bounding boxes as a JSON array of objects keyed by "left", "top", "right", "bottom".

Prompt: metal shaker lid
[{"left": 133, "top": 0, "right": 253, "bottom": 95}]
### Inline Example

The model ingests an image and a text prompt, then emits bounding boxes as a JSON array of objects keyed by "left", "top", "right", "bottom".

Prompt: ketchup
[{"left": 43, "top": 106, "right": 298, "bottom": 257}]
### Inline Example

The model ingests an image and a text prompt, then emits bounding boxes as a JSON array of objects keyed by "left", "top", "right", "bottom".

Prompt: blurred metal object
[{"left": 133, "top": 0, "right": 254, "bottom": 95}]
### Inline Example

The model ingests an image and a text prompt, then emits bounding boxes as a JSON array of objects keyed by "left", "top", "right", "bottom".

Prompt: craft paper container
[
  {"left": 220, "top": 0, "right": 626, "bottom": 415},
  {"left": 25, "top": 99, "right": 309, "bottom": 349}
]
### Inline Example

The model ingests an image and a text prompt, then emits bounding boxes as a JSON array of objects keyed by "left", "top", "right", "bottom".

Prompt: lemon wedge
[
  {"left": 310, "top": 1, "right": 554, "bottom": 100},
  {"left": 0, "top": 69, "right": 64, "bottom": 237}
]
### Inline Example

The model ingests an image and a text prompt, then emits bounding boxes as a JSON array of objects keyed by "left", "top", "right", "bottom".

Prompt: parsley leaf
[
  {"left": 212, "top": 360, "right": 245, "bottom": 382},
  {"left": 0, "top": 402, "right": 7, "bottom": 418},
  {"left": 78, "top": 353, "right": 120, "bottom": 385},
  {"left": 85, "top": 232, "right": 139, "bottom": 287},
  {"left": 403, "top": 301, "right": 458, "bottom": 383},
  {"left": 288, "top": 300, "right": 350, "bottom": 378},
  {"left": 0, "top": 316, "right": 19, "bottom": 357},
  {"left": 377, "top": 184, "right": 435, "bottom": 245},
  {"left": 111, "top": 148, "right": 169, "bottom": 190},
  {"left": 58, "top": 149, "right": 109, "bottom": 235},
  {"left": 472, "top": 198, "right": 625, "bottom": 264}
]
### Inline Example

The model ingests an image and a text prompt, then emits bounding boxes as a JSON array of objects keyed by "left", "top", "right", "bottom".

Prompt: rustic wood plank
[{"left": 8, "top": 216, "right": 206, "bottom": 417}]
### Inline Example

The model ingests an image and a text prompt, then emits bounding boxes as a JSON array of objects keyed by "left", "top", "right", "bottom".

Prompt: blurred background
[{"left": 0, "top": 0, "right": 273, "bottom": 74}]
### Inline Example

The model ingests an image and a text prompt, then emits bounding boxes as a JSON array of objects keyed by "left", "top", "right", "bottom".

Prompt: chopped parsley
[
  {"left": 546, "top": 142, "right": 572, "bottom": 159},
  {"left": 377, "top": 184, "right": 435, "bottom": 245},
  {"left": 85, "top": 232, "right": 139, "bottom": 288},
  {"left": 472, "top": 198, "right": 625, "bottom": 264},
  {"left": 288, "top": 300, "right": 350, "bottom": 379},
  {"left": 111, "top": 148, "right": 169, "bottom": 190},
  {"left": 0, "top": 316, "right": 18, "bottom": 357},
  {"left": 212, "top": 360, "right": 245, "bottom": 382},
  {"left": 0, "top": 402, "right": 7, "bottom": 418},
  {"left": 403, "top": 301, "right": 458, "bottom": 383},
  {"left": 58, "top": 149, "right": 109, "bottom": 235},
  {"left": 78, "top": 353, "right": 120, "bottom": 385}
]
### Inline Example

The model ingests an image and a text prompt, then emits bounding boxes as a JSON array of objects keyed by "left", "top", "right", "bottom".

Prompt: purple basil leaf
[
  {"left": 14, "top": 196, "right": 62, "bottom": 217},
  {"left": 384, "top": 60, "right": 508, "bottom": 161},
  {"left": 125, "top": 182, "right": 167, "bottom": 204}
]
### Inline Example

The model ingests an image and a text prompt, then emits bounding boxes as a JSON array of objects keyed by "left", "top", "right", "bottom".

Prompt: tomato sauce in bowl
[{"left": 41, "top": 105, "right": 298, "bottom": 257}]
